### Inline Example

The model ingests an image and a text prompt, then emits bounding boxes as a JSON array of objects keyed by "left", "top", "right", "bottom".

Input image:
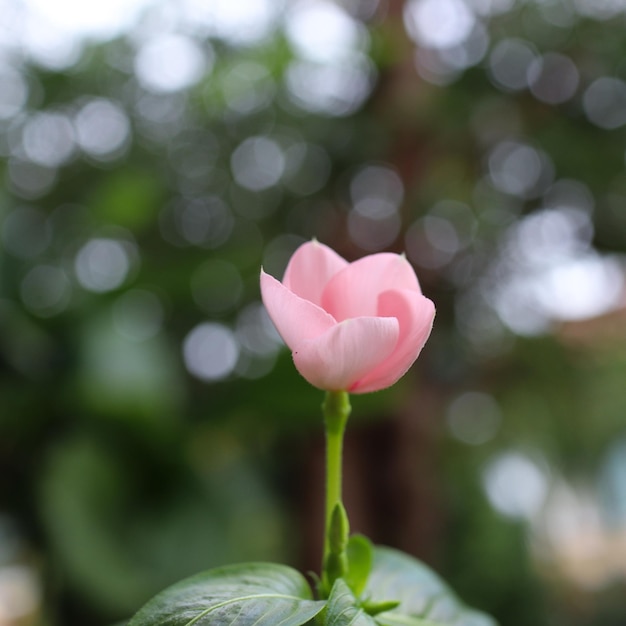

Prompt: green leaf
[
  {"left": 324, "top": 579, "right": 378, "bottom": 626},
  {"left": 128, "top": 562, "right": 325, "bottom": 626},
  {"left": 365, "top": 547, "right": 498, "bottom": 626},
  {"left": 345, "top": 534, "right": 373, "bottom": 598}
]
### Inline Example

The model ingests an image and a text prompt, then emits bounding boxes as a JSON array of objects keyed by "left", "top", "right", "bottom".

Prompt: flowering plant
[
  {"left": 260, "top": 241, "right": 435, "bottom": 394},
  {"left": 126, "top": 242, "right": 497, "bottom": 626}
]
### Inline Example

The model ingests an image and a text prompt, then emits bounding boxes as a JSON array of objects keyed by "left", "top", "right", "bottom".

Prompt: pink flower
[{"left": 260, "top": 240, "right": 435, "bottom": 394}]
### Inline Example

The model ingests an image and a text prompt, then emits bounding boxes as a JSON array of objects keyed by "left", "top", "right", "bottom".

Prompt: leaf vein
[{"left": 184, "top": 593, "right": 308, "bottom": 626}]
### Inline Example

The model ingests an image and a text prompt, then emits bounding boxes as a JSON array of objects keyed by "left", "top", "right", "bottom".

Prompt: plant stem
[{"left": 322, "top": 390, "right": 351, "bottom": 578}]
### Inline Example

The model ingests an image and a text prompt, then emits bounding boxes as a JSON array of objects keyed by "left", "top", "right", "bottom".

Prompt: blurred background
[{"left": 1, "top": 0, "right": 626, "bottom": 624}]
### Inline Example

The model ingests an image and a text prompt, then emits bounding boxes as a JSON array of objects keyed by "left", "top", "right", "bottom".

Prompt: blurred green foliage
[{"left": 1, "top": 1, "right": 626, "bottom": 625}]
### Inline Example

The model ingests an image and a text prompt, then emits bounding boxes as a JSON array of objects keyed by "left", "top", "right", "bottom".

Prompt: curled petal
[
  {"left": 322, "top": 253, "right": 421, "bottom": 322},
  {"left": 283, "top": 240, "right": 348, "bottom": 307},
  {"left": 292, "top": 317, "right": 400, "bottom": 391},
  {"left": 350, "top": 289, "right": 435, "bottom": 394},
  {"left": 260, "top": 270, "right": 336, "bottom": 350}
]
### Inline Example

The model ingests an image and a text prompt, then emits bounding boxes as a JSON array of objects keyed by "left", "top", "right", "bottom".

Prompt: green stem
[{"left": 322, "top": 391, "right": 351, "bottom": 580}]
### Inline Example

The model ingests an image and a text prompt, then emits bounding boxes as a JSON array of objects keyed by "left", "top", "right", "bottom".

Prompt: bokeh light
[
  {"left": 285, "top": 0, "right": 365, "bottom": 63},
  {"left": 183, "top": 322, "right": 240, "bottom": 381},
  {"left": 6, "top": 160, "right": 58, "bottom": 199},
  {"left": 285, "top": 57, "right": 375, "bottom": 116},
  {"left": 404, "top": 0, "right": 475, "bottom": 50},
  {"left": 488, "top": 38, "right": 537, "bottom": 92},
  {"left": 406, "top": 199, "right": 477, "bottom": 271},
  {"left": 231, "top": 136, "right": 285, "bottom": 191},
  {"left": 23, "top": 0, "right": 152, "bottom": 40},
  {"left": 483, "top": 452, "right": 549, "bottom": 520},
  {"left": 487, "top": 140, "right": 553, "bottom": 199},
  {"left": 220, "top": 61, "right": 275, "bottom": 116},
  {"left": 134, "top": 34, "right": 209, "bottom": 93},
  {"left": 583, "top": 77, "right": 626, "bottom": 130},
  {"left": 0, "top": 65, "right": 28, "bottom": 120},
  {"left": 446, "top": 392, "right": 501, "bottom": 445},
  {"left": 21, "top": 112, "right": 76, "bottom": 168},
  {"left": 182, "top": 0, "right": 280, "bottom": 46},
  {"left": 20, "top": 15, "right": 83, "bottom": 69},
  {"left": 74, "top": 238, "right": 134, "bottom": 293},
  {"left": 527, "top": 52, "right": 579, "bottom": 105},
  {"left": 348, "top": 164, "right": 404, "bottom": 250},
  {"left": 74, "top": 99, "right": 131, "bottom": 160}
]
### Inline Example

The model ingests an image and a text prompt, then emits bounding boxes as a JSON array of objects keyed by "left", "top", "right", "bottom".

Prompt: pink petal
[
  {"left": 321, "top": 253, "right": 421, "bottom": 322},
  {"left": 350, "top": 289, "right": 435, "bottom": 394},
  {"left": 260, "top": 270, "right": 336, "bottom": 350},
  {"left": 292, "top": 316, "right": 400, "bottom": 391},
  {"left": 283, "top": 240, "right": 349, "bottom": 307}
]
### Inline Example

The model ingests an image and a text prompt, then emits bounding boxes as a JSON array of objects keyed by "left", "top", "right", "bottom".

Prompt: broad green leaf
[
  {"left": 374, "top": 614, "right": 484, "bottom": 626},
  {"left": 345, "top": 534, "right": 374, "bottom": 597},
  {"left": 128, "top": 563, "right": 325, "bottom": 626},
  {"left": 325, "top": 579, "right": 378, "bottom": 626},
  {"left": 365, "top": 547, "right": 498, "bottom": 626}
]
